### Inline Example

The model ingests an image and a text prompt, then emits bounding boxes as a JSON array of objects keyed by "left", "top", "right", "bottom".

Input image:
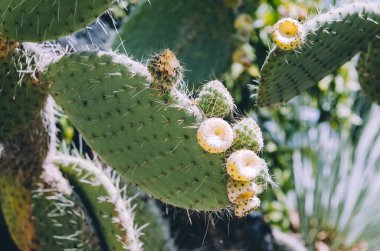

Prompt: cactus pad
[
  {"left": 60, "top": 161, "right": 171, "bottom": 251},
  {"left": 0, "top": 0, "right": 112, "bottom": 42},
  {"left": 114, "top": 0, "right": 235, "bottom": 87},
  {"left": 257, "top": 3, "right": 380, "bottom": 106},
  {"left": 0, "top": 55, "right": 47, "bottom": 142},
  {"left": 48, "top": 52, "right": 229, "bottom": 211},
  {"left": 357, "top": 41, "right": 380, "bottom": 104}
]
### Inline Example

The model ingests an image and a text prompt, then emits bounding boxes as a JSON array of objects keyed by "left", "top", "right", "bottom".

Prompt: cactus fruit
[
  {"left": 272, "top": 18, "right": 304, "bottom": 51},
  {"left": 196, "top": 80, "right": 235, "bottom": 118},
  {"left": 227, "top": 178, "right": 263, "bottom": 204},
  {"left": 147, "top": 49, "right": 183, "bottom": 98},
  {"left": 357, "top": 41, "right": 380, "bottom": 104},
  {"left": 47, "top": 51, "right": 231, "bottom": 211},
  {"left": 0, "top": 0, "right": 113, "bottom": 42},
  {"left": 196, "top": 118, "right": 234, "bottom": 154},
  {"left": 226, "top": 150, "right": 264, "bottom": 181},
  {"left": 234, "top": 196, "right": 261, "bottom": 217},
  {"left": 232, "top": 118, "right": 264, "bottom": 152},
  {"left": 114, "top": 0, "right": 235, "bottom": 87},
  {"left": 256, "top": 3, "right": 380, "bottom": 106}
]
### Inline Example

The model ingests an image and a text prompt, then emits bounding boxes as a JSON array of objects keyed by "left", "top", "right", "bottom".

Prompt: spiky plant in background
[{"left": 287, "top": 105, "right": 380, "bottom": 250}]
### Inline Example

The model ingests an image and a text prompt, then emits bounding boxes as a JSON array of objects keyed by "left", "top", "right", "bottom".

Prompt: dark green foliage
[
  {"left": 48, "top": 52, "right": 229, "bottom": 211},
  {"left": 114, "top": 0, "right": 235, "bottom": 87},
  {"left": 0, "top": 0, "right": 112, "bottom": 41},
  {"left": 357, "top": 41, "right": 380, "bottom": 104},
  {"left": 257, "top": 3, "right": 380, "bottom": 106}
]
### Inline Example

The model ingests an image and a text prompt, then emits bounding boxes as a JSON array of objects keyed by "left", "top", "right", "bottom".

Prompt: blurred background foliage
[{"left": 56, "top": 0, "right": 379, "bottom": 250}]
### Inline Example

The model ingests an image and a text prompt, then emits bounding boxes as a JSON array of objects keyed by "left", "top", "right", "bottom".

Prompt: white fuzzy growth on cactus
[
  {"left": 234, "top": 196, "right": 261, "bottom": 217},
  {"left": 170, "top": 88, "right": 203, "bottom": 121},
  {"left": 196, "top": 80, "right": 235, "bottom": 118},
  {"left": 50, "top": 154, "right": 143, "bottom": 251},
  {"left": 197, "top": 118, "right": 234, "bottom": 153},
  {"left": 226, "top": 150, "right": 264, "bottom": 181},
  {"left": 272, "top": 18, "right": 304, "bottom": 51},
  {"left": 16, "top": 42, "right": 69, "bottom": 84},
  {"left": 98, "top": 50, "right": 153, "bottom": 82},
  {"left": 40, "top": 164, "right": 73, "bottom": 195},
  {"left": 227, "top": 179, "right": 263, "bottom": 204}
]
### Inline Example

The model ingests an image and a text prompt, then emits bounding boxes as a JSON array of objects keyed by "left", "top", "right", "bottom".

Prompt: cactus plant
[
  {"left": 0, "top": 0, "right": 276, "bottom": 249},
  {"left": 255, "top": 3, "right": 380, "bottom": 106}
]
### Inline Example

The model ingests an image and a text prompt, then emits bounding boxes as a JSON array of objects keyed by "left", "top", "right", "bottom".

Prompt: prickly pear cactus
[
  {"left": 48, "top": 51, "right": 229, "bottom": 210},
  {"left": 46, "top": 49, "right": 272, "bottom": 217},
  {"left": 357, "top": 41, "right": 380, "bottom": 104},
  {"left": 114, "top": 0, "right": 235, "bottom": 86},
  {"left": 0, "top": 0, "right": 113, "bottom": 41},
  {"left": 256, "top": 3, "right": 380, "bottom": 106}
]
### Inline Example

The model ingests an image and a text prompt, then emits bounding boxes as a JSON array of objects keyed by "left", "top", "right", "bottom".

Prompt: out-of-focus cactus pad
[{"left": 113, "top": 0, "right": 235, "bottom": 87}]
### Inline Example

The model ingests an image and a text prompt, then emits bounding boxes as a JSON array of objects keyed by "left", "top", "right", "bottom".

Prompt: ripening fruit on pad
[
  {"left": 196, "top": 80, "right": 235, "bottom": 118},
  {"left": 47, "top": 52, "right": 230, "bottom": 211},
  {"left": 234, "top": 196, "right": 261, "bottom": 217},
  {"left": 226, "top": 150, "right": 264, "bottom": 181},
  {"left": 197, "top": 118, "right": 234, "bottom": 154},
  {"left": 227, "top": 179, "right": 263, "bottom": 204},
  {"left": 232, "top": 118, "right": 264, "bottom": 152},
  {"left": 272, "top": 18, "right": 304, "bottom": 51}
]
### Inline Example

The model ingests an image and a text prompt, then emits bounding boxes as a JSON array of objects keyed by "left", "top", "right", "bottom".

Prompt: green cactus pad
[
  {"left": 60, "top": 164, "right": 133, "bottom": 251},
  {"left": 357, "top": 41, "right": 380, "bottom": 104},
  {"left": 113, "top": 0, "right": 235, "bottom": 87},
  {"left": 0, "top": 0, "right": 112, "bottom": 42},
  {"left": 257, "top": 3, "right": 380, "bottom": 106},
  {"left": 48, "top": 52, "right": 229, "bottom": 211},
  {"left": 60, "top": 163, "right": 172, "bottom": 251},
  {"left": 32, "top": 179, "right": 101, "bottom": 251},
  {"left": 0, "top": 56, "right": 47, "bottom": 142}
]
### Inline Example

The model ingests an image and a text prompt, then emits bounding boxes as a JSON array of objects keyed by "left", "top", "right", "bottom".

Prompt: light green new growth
[
  {"left": 196, "top": 80, "right": 235, "bottom": 118},
  {"left": 256, "top": 3, "right": 380, "bottom": 106},
  {"left": 231, "top": 118, "right": 264, "bottom": 153}
]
